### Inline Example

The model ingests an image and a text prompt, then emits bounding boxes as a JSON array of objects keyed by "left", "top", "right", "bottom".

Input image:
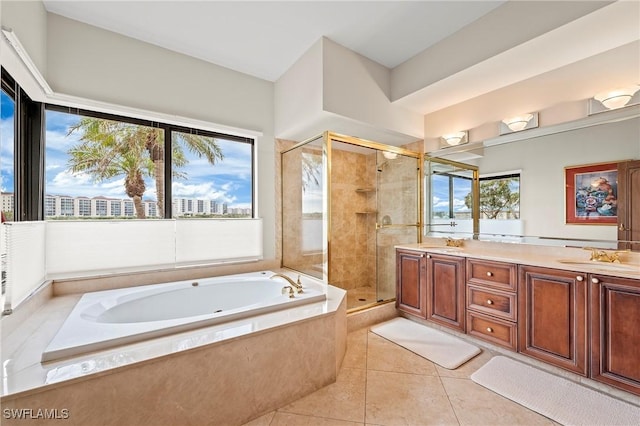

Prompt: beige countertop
[{"left": 396, "top": 239, "right": 640, "bottom": 280}]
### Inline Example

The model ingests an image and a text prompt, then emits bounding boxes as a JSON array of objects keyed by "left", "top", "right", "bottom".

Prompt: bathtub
[{"left": 42, "top": 271, "right": 326, "bottom": 362}]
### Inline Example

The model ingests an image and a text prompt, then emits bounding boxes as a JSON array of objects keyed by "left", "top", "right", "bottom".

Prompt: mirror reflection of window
[
  {"left": 477, "top": 172, "right": 521, "bottom": 237},
  {"left": 478, "top": 173, "right": 520, "bottom": 220}
]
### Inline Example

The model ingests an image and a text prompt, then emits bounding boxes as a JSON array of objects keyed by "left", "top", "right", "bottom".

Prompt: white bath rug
[
  {"left": 471, "top": 356, "right": 640, "bottom": 426},
  {"left": 370, "top": 317, "right": 481, "bottom": 369}
]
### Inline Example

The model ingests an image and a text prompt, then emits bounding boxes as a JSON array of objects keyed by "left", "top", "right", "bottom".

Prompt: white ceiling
[
  {"left": 41, "top": 0, "right": 639, "bottom": 143},
  {"left": 42, "top": 0, "right": 504, "bottom": 82}
]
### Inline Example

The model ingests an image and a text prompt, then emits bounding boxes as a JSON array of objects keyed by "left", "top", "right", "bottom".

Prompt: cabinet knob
[
  {"left": 426, "top": 254, "right": 431, "bottom": 258},
  {"left": 591, "top": 277, "right": 600, "bottom": 284},
  {"left": 486, "top": 272, "right": 493, "bottom": 277},
  {"left": 576, "top": 275, "right": 584, "bottom": 282},
  {"left": 486, "top": 327, "right": 493, "bottom": 333},
  {"left": 420, "top": 253, "right": 425, "bottom": 258},
  {"left": 486, "top": 299, "right": 494, "bottom": 305}
]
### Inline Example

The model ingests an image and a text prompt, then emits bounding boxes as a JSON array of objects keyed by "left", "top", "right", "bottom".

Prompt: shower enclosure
[{"left": 281, "top": 132, "right": 421, "bottom": 311}]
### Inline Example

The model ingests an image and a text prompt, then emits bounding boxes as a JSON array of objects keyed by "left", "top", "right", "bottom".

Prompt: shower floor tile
[{"left": 347, "top": 286, "right": 378, "bottom": 310}]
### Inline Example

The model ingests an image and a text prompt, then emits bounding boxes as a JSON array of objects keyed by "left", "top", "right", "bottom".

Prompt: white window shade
[
  {"left": 3, "top": 222, "right": 46, "bottom": 312},
  {"left": 46, "top": 220, "right": 176, "bottom": 277},
  {"left": 175, "top": 219, "right": 262, "bottom": 266},
  {"left": 45, "top": 219, "right": 263, "bottom": 278}
]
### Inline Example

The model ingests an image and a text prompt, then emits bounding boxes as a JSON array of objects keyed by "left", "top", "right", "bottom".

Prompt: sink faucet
[
  {"left": 586, "top": 248, "right": 625, "bottom": 263},
  {"left": 270, "top": 273, "right": 303, "bottom": 293},
  {"left": 445, "top": 237, "right": 463, "bottom": 247}
]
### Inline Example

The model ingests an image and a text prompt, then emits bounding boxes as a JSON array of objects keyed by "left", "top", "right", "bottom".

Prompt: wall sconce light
[
  {"left": 441, "top": 131, "right": 468, "bottom": 146},
  {"left": 382, "top": 151, "right": 398, "bottom": 160},
  {"left": 499, "top": 112, "right": 538, "bottom": 135},
  {"left": 593, "top": 86, "right": 640, "bottom": 110}
]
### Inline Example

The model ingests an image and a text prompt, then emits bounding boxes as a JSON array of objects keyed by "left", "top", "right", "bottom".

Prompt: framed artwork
[{"left": 565, "top": 162, "right": 618, "bottom": 225}]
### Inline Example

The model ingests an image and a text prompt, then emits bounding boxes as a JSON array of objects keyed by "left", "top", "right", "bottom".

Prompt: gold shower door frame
[
  {"left": 323, "top": 132, "right": 423, "bottom": 309},
  {"left": 282, "top": 131, "right": 422, "bottom": 306}
]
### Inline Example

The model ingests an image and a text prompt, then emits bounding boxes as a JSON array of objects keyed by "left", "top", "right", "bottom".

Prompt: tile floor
[{"left": 243, "top": 327, "right": 557, "bottom": 426}]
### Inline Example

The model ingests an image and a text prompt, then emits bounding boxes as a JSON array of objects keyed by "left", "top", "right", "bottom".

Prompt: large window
[
  {"left": 478, "top": 173, "right": 520, "bottom": 219},
  {"left": 1, "top": 82, "right": 15, "bottom": 221},
  {"left": 44, "top": 107, "right": 254, "bottom": 219},
  {"left": 45, "top": 109, "right": 164, "bottom": 219},
  {"left": 171, "top": 131, "right": 253, "bottom": 218}
]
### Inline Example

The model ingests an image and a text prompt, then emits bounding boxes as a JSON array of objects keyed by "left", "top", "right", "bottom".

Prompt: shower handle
[{"left": 376, "top": 223, "right": 420, "bottom": 230}]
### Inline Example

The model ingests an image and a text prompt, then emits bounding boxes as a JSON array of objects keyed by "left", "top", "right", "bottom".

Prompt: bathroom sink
[
  {"left": 556, "top": 260, "right": 639, "bottom": 272},
  {"left": 418, "top": 245, "right": 463, "bottom": 252}
]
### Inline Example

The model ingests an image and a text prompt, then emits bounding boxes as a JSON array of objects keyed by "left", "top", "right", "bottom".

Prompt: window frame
[
  {"left": 43, "top": 104, "right": 255, "bottom": 220},
  {"left": 429, "top": 171, "right": 474, "bottom": 220},
  {"left": 478, "top": 171, "right": 521, "bottom": 220}
]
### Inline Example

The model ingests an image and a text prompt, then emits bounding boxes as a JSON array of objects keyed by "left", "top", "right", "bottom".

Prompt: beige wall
[
  {"left": 1, "top": 8, "right": 278, "bottom": 260},
  {"left": 391, "top": 1, "right": 611, "bottom": 103},
  {"left": 1, "top": 0, "right": 48, "bottom": 76}
]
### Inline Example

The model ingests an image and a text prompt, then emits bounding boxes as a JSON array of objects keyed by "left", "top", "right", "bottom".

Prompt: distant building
[
  {"left": 2, "top": 192, "right": 249, "bottom": 219},
  {"left": 1, "top": 192, "right": 14, "bottom": 215},
  {"left": 42, "top": 194, "right": 158, "bottom": 218}
]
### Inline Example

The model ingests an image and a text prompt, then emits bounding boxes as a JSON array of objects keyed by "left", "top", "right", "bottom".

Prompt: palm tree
[{"left": 67, "top": 117, "right": 224, "bottom": 218}]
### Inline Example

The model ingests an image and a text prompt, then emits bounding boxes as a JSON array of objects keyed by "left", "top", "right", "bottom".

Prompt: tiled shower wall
[{"left": 329, "top": 149, "right": 377, "bottom": 291}]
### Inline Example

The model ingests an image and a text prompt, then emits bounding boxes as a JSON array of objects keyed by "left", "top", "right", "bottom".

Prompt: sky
[
  {"left": 1, "top": 91, "right": 14, "bottom": 194},
  {"left": 36, "top": 109, "right": 252, "bottom": 210},
  {"left": 431, "top": 174, "right": 472, "bottom": 213}
]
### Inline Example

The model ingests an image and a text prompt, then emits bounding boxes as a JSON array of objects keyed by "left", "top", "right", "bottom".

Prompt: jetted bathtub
[{"left": 42, "top": 271, "right": 326, "bottom": 362}]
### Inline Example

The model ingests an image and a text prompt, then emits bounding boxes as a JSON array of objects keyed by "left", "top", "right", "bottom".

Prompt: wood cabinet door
[
  {"left": 396, "top": 249, "right": 427, "bottom": 317},
  {"left": 426, "top": 254, "right": 465, "bottom": 332},
  {"left": 518, "top": 265, "right": 588, "bottom": 375},
  {"left": 590, "top": 274, "right": 640, "bottom": 395},
  {"left": 617, "top": 160, "right": 640, "bottom": 251}
]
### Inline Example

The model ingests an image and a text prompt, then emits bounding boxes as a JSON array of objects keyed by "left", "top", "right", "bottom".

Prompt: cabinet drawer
[
  {"left": 467, "top": 285, "right": 517, "bottom": 321},
  {"left": 467, "top": 259, "right": 517, "bottom": 291},
  {"left": 467, "top": 311, "right": 517, "bottom": 351}
]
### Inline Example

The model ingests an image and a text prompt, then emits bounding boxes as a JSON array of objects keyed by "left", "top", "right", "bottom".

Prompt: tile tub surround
[{"left": 1, "top": 271, "right": 347, "bottom": 426}]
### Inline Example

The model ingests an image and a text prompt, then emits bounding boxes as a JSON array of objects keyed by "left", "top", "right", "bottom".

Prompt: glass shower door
[{"left": 375, "top": 151, "right": 421, "bottom": 303}]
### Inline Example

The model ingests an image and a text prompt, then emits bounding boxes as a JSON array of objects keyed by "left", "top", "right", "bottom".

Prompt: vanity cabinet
[
  {"left": 518, "top": 265, "right": 588, "bottom": 376},
  {"left": 466, "top": 259, "right": 518, "bottom": 350},
  {"left": 396, "top": 249, "right": 427, "bottom": 317},
  {"left": 590, "top": 274, "right": 640, "bottom": 395},
  {"left": 426, "top": 253, "right": 466, "bottom": 332}
]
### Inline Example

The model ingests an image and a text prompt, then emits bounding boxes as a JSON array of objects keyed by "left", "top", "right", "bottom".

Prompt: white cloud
[
  {"left": 1, "top": 118, "right": 14, "bottom": 156},
  {"left": 47, "top": 170, "right": 133, "bottom": 199},
  {"left": 172, "top": 181, "right": 237, "bottom": 204},
  {"left": 45, "top": 129, "right": 79, "bottom": 153}
]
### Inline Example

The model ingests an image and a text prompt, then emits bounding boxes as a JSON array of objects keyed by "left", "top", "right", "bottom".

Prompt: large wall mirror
[{"left": 428, "top": 115, "right": 640, "bottom": 250}]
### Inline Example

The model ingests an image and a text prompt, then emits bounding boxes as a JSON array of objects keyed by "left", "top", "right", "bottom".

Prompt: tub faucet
[
  {"left": 281, "top": 285, "right": 296, "bottom": 298},
  {"left": 270, "top": 273, "right": 303, "bottom": 293}
]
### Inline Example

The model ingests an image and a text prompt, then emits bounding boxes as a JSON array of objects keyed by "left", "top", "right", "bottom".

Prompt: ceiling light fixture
[
  {"left": 593, "top": 86, "right": 640, "bottom": 110},
  {"left": 441, "top": 131, "right": 468, "bottom": 146}
]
